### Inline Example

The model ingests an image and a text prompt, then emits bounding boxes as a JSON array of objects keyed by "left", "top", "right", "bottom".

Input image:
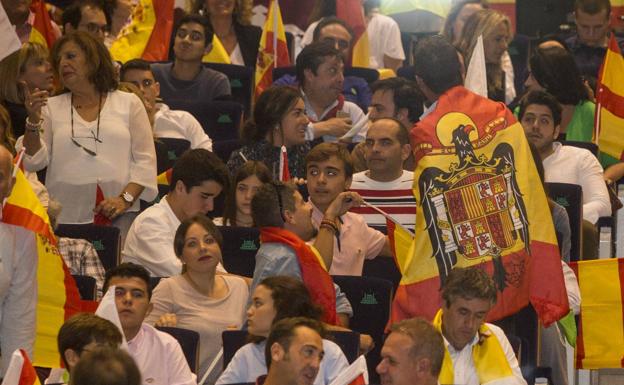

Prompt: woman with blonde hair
[
  {"left": 0, "top": 42, "right": 54, "bottom": 137},
  {"left": 191, "top": 0, "right": 261, "bottom": 66},
  {"left": 455, "top": 9, "right": 514, "bottom": 103}
]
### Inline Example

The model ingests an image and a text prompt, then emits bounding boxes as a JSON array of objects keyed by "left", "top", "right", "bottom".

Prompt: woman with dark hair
[
  {"left": 455, "top": 9, "right": 514, "bottom": 103},
  {"left": 217, "top": 160, "right": 272, "bottom": 227},
  {"left": 216, "top": 276, "right": 348, "bottom": 385},
  {"left": 191, "top": 0, "right": 261, "bottom": 66},
  {"left": 227, "top": 86, "right": 310, "bottom": 179},
  {"left": 18, "top": 32, "right": 156, "bottom": 237},
  {"left": 525, "top": 44, "right": 594, "bottom": 142},
  {"left": 147, "top": 214, "right": 249, "bottom": 385}
]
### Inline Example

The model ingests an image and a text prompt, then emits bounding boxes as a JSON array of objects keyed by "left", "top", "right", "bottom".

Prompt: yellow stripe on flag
[
  {"left": 203, "top": 35, "right": 231, "bottom": 64},
  {"left": 598, "top": 108, "right": 624, "bottom": 160},
  {"left": 110, "top": 0, "right": 158, "bottom": 63},
  {"left": 351, "top": 33, "right": 370, "bottom": 68}
]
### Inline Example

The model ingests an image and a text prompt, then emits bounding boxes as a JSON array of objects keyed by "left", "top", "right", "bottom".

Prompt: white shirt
[
  {"left": 127, "top": 323, "right": 197, "bottom": 385},
  {"left": 0, "top": 223, "right": 37, "bottom": 376},
  {"left": 443, "top": 323, "right": 526, "bottom": 385},
  {"left": 122, "top": 196, "right": 225, "bottom": 277},
  {"left": 303, "top": 93, "right": 369, "bottom": 142},
  {"left": 366, "top": 11, "right": 405, "bottom": 69},
  {"left": 543, "top": 143, "right": 611, "bottom": 224},
  {"left": 155, "top": 104, "right": 213, "bottom": 151},
  {"left": 216, "top": 339, "right": 348, "bottom": 385},
  {"left": 17, "top": 91, "right": 157, "bottom": 224}
]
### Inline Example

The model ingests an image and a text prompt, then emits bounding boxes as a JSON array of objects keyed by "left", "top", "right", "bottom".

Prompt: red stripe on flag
[
  {"left": 598, "top": 84, "right": 624, "bottom": 120},
  {"left": 3, "top": 204, "right": 54, "bottom": 243},
  {"left": 63, "top": 258, "right": 82, "bottom": 322},
  {"left": 18, "top": 349, "right": 39, "bottom": 385},
  {"left": 570, "top": 262, "right": 585, "bottom": 368},
  {"left": 30, "top": 0, "right": 57, "bottom": 48},
  {"left": 142, "top": 0, "right": 174, "bottom": 61},
  {"left": 386, "top": 218, "right": 397, "bottom": 264}
]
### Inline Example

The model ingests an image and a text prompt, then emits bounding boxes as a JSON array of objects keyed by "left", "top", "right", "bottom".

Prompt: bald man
[{"left": 0, "top": 145, "right": 38, "bottom": 375}]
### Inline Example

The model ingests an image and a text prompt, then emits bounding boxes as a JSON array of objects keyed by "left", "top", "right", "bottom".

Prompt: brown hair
[
  {"left": 441, "top": 267, "right": 498, "bottom": 307},
  {"left": 51, "top": 31, "right": 118, "bottom": 93},
  {"left": 0, "top": 42, "right": 51, "bottom": 104},
  {"left": 305, "top": 142, "right": 354, "bottom": 178},
  {"left": 191, "top": 0, "right": 253, "bottom": 25},
  {"left": 174, "top": 214, "right": 223, "bottom": 257},
  {"left": 389, "top": 318, "right": 445, "bottom": 376},
  {"left": 222, "top": 161, "right": 272, "bottom": 226},
  {"left": 0, "top": 104, "right": 16, "bottom": 155}
]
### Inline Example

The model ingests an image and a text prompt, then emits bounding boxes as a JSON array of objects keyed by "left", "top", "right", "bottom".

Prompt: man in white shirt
[
  {"left": 260, "top": 317, "right": 325, "bottom": 385},
  {"left": 519, "top": 90, "right": 610, "bottom": 259},
  {"left": 0, "top": 145, "right": 37, "bottom": 376},
  {"left": 103, "top": 263, "right": 197, "bottom": 385},
  {"left": 377, "top": 317, "right": 444, "bottom": 385},
  {"left": 435, "top": 267, "right": 526, "bottom": 385},
  {"left": 120, "top": 59, "right": 213, "bottom": 152},
  {"left": 297, "top": 42, "right": 369, "bottom": 143},
  {"left": 350, "top": 118, "right": 417, "bottom": 231},
  {"left": 122, "top": 149, "right": 228, "bottom": 277}
]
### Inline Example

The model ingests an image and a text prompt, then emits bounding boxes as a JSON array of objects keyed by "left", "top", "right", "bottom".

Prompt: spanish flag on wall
[
  {"left": 110, "top": 0, "right": 174, "bottom": 63},
  {"left": 3, "top": 153, "right": 81, "bottom": 367},
  {"left": 336, "top": 0, "right": 369, "bottom": 67},
  {"left": 28, "top": 0, "right": 57, "bottom": 49},
  {"left": 391, "top": 86, "right": 569, "bottom": 326},
  {"left": 571, "top": 258, "right": 624, "bottom": 369},
  {"left": 254, "top": 0, "right": 290, "bottom": 99},
  {"left": 595, "top": 35, "right": 624, "bottom": 168}
]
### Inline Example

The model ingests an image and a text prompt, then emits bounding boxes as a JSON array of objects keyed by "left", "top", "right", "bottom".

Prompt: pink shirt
[{"left": 309, "top": 202, "right": 386, "bottom": 276}]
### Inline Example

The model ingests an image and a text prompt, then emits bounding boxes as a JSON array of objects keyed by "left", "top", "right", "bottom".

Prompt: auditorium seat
[
  {"left": 157, "top": 326, "right": 200, "bottom": 374},
  {"left": 55, "top": 224, "right": 121, "bottom": 271}
]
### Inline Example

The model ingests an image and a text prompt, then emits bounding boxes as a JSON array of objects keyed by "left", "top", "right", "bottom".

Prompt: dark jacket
[{"left": 233, "top": 22, "right": 262, "bottom": 67}]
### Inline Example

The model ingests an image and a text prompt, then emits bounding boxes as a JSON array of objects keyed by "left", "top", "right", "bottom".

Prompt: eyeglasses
[
  {"left": 79, "top": 22, "right": 109, "bottom": 36},
  {"left": 176, "top": 29, "right": 205, "bottom": 42},
  {"left": 70, "top": 94, "right": 102, "bottom": 157},
  {"left": 321, "top": 37, "right": 350, "bottom": 50}
]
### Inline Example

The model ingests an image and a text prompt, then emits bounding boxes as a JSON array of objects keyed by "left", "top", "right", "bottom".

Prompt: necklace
[{"left": 70, "top": 93, "right": 102, "bottom": 156}]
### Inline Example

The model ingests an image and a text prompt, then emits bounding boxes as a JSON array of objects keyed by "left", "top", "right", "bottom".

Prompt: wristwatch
[{"left": 121, "top": 191, "right": 135, "bottom": 206}]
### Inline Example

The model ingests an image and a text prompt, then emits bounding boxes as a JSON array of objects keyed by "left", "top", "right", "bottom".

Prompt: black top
[
  {"left": 233, "top": 22, "right": 262, "bottom": 67},
  {"left": 3, "top": 100, "right": 27, "bottom": 138}
]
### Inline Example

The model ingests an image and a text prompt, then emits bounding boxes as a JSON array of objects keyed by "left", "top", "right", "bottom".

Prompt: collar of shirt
[
  {"left": 161, "top": 195, "right": 181, "bottom": 228},
  {"left": 301, "top": 89, "right": 340, "bottom": 121},
  {"left": 126, "top": 323, "right": 146, "bottom": 352},
  {"left": 420, "top": 100, "right": 438, "bottom": 120},
  {"left": 545, "top": 141, "right": 563, "bottom": 161}
]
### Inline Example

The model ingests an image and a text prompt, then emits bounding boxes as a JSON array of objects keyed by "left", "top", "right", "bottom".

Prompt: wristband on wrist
[{"left": 26, "top": 116, "right": 43, "bottom": 127}]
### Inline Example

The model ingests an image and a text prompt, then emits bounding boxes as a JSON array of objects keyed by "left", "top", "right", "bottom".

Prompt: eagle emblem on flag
[{"left": 419, "top": 120, "right": 529, "bottom": 290}]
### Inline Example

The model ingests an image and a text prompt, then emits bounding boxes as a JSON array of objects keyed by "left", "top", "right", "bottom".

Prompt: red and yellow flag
[
  {"left": 570, "top": 258, "right": 624, "bottom": 369},
  {"left": 203, "top": 35, "right": 231, "bottom": 64},
  {"left": 336, "top": 0, "right": 369, "bottom": 67},
  {"left": 1, "top": 349, "right": 42, "bottom": 385},
  {"left": 391, "top": 86, "right": 569, "bottom": 327},
  {"left": 28, "top": 0, "right": 57, "bottom": 49},
  {"left": 595, "top": 35, "right": 624, "bottom": 168},
  {"left": 255, "top": 0, "right": 290, "bottom": 99},
  {"left": 110, "top": 0, "right": 174, "bottom": 63},
  {"left": 157, "top": 168, "right": 172, "bottom": 186},
  {"left": 3, "top": 155, "right": 81, "bottom": 367}
]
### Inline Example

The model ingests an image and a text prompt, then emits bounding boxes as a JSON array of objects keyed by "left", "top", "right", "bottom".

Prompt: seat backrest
[
  {"left": 156, "top": 138, "right": 191, "bottom": 172},
  {"left": 203, "top": 63, "right": 253, "bottom": 117},
  {"left": 72, "top": 274, "right": 96, "bottom": 300},
  {"left": 272, "top": 66, "right": 296, "bottom": 83},
  {"left": 213, "top": 139, "right": 243, "bottom": 164},
  {"left": 218, "top": 226, "right": 260, "bottom": 277},
  {"left": 493, "top": 305, "right": 538, "bottom": 383},
  {"left": 545, "top": 182, "right": 583, "bottom": 262},
  {"left": 222, "top": 330, "right": 248, "bottom": 370},
  {"left": 156, "top": 326, "right": 200, "bottom": 374},
  {"left": 362, "top": 256, "right": 401, "bottom": 295},
  {"left": 166, "top": 100, "right": 244, "bottom": 143},
  {"left": 331, "top": 275, "right": 393, "bottom": 384},
  {"left": 561, "top": 140, "right": 598, "bottom": 157},
  {"left": 344, "top": 67, "right": 379, "bottom": 85},
  {"left": 55, "top": 224, "right": 121, "bottom": 271}
]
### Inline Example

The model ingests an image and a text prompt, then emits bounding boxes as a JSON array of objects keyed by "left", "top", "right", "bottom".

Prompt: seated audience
[
  {"left": 62, "top": 0, "right": 109, "bottom": 42},
  {"left": 151, "top": 15, "right": 231, "bottom": 103},
  {"left": 103, "top": 263, "right": 197, "bottom": 385},
  {"left": 227, "top": 86, "right": 310, "bottom": 179},
  {"left": 377, "top": 318, "right": 444, "bottom": 385},
  {"left": 350, "top": 118, "right": 417, "bottom": 231},
  {"left": 274, "top": 17, "right": 371, "bottom": 110},
  {"left": 306, "top": 143, "right": 392, "bottom": 276},
  {"left": 120, "top": 59, "right": 213, "bottom": 151},
  {"left": 123, "top": 149, "right": 229, "bottom": 277},
  {"left": 48, "top": 199, "right": 106, "bottom": 300},
  {"left": 49, "top": 313, "right": 122, "bottom": 384},
  {"left": 17, "top": 32, "right": 157, "bottom": 242},
  {"left": 250, "top": 181, "right": 360, "bottom": 326},
  {"left": 191, "top": 0, "right": 261, "bottom": 67},
  {"left": 0, "top": 144, "right": 37, "bottom": 376},
  {"left": 146, "top": 215, "right": 249, "bottom": 385},
  {"left": 455, "top": 9, "right": 515, "bottom": 103},
  {"left": 435, "top": 267, "right": 526, "bottom": 385},
  {"left": 518, "top": 90, "right": 610, "bottom": 258},
  {"left": 217, "top": 276, "right": 349, "bottom": 385},
  {"left": 297, "top": 42, "right": 368, "bottom": 143},
  {"left": 0, "top": 42, "right": 54, "bottom": 138},
  {"left": 217, "top": 160, "right": 272, "bottom": 227},
  {"left": 255, "top": 317, "right": 326, "bottom": 385},
  {"left": 442, "top": 0, "right": 489, "bottom": 46},
  {"left": 69, "top": 347, "right": 141, "bottom": 385}
]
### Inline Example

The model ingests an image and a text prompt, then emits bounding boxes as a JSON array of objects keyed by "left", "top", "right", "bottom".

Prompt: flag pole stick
[{"left": 360, "top": 200, "right": 412, "bottom": 234}]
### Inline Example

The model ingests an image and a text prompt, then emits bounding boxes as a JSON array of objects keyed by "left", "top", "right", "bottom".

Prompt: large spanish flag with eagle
[{"left": 391, "top": 86, "right": 569, "bottom": 326}]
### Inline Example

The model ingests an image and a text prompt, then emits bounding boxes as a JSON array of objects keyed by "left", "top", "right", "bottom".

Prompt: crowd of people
[{"left": 0, "top": 0, "right": 616, "bottom": 384}]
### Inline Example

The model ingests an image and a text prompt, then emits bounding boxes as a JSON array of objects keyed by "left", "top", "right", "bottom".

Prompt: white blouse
[{"left": 18, "top": 90, "right": 157, "bottom": 224}]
